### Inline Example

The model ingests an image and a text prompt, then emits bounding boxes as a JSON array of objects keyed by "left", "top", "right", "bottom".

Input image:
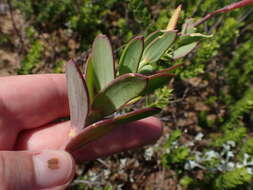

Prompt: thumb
[{"left": 0, "top": 150, "right": 75, "bottom": 190}]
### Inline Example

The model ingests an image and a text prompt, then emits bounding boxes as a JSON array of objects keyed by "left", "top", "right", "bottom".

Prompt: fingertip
[
  {"left": 137, "top": 116, "right": 163, "bottom": 141},
  {"left": 33, "top": 150, "right": 75, "bottom": 189},
  {"left": 0, "top": 150, "right": 75, "bottom": 190}
]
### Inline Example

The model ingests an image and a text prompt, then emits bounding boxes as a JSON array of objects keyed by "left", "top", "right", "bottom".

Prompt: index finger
[
  {"left": 0, "top": 74, "right": 69, "bottom": 131},
  {"left": 15, "top": 117, "right": 163, "bottom": 163}
]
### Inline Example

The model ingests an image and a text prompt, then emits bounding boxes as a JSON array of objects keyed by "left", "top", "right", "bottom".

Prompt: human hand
[{"left": 0, "top": 74, "right": 162, "bottom": 190}]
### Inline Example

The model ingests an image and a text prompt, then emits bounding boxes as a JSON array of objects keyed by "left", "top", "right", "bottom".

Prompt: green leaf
[
  {"left": 141, "top": 30, "right": 177, "bottom": 66},
  {"left": 66, "top": 61, "right": 89, "bottom": 131},
  {"left": 84, "top": 53, "right": 96, "bottom": 103},
  {"left": 181, "top": 19, "right": 196, "bottom": 35},
  {"left": 92, "top": 34, "right": 115, "bottom": 91},
  {"left": 144, "top": 30, "right": 163, "bottom": 48},
  {"left": 164, "top": 129, "right": 182, "bottom": 148},
  {"left": 179, "top": 33, "right": 212, "bottom": 45},
  {"left": 172, "top": 42, "right": 198, "bottom": 59},
  {"left": 138, "top": 64, "right": 155, "bottom": 74},
  {"left": 165, "top": 146, "right": 190, "bottom": 164},
  {"left": 166, "top": 4, "right": 182, "bottom": 30},
  {"left": 189, "top": 33, "right": 213, "bottom": 38},
  {"left": 119, "top": 36, "right": 144, "bottom": 74},
  {"left": 91, "top": 73, "right": 147, "bottom": 118},
  {"left": 65, "top": 107, "right": 161, "bottom": 152},
  {"left": 143, "top": 73, "right": 173, "bottom": 95}
]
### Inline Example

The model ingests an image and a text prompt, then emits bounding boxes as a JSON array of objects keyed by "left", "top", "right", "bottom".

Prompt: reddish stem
[
  {"left": 157, "top": 63, "right": 184, "bottom": 74},
  {"left": 194, "top": 0, "right": 253, "bottom": 27}
]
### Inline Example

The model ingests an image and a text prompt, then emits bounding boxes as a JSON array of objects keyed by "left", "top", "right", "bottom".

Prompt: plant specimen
[{"left": 63, "top": 0, "right": 253, "bottom": 154}]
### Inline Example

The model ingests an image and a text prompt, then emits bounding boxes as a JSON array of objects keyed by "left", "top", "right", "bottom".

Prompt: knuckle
[
  {"left": 0, "top": 151, "right": 35, "bottom": 190},
  {"left": 0, "top": 152, "right": 11, "bottom": 189}
]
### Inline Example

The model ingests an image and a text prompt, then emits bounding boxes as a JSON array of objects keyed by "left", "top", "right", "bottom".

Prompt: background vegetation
[{"left": 1, "top": 0, "right": 253, "bottom": 189}]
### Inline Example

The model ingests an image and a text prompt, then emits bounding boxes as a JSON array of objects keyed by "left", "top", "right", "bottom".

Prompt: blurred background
[{"left": 1, "top": 0, "right": 253, "bottom": 189}]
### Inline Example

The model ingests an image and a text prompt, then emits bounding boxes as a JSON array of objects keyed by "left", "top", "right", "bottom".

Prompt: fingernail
[{"left": 33, "top": 150, "right": 74, "bottom": 189}]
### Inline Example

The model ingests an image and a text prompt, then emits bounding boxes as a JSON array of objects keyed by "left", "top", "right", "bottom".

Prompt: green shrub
[
  {"left": 238, "top": 138, "right": 253, "bottom": 161},
  {"left": 18, "top": 40, "right": 43, "bottom": 74},
  {"left": 213, "top": 168, "right": 251, "bottom": 190}
]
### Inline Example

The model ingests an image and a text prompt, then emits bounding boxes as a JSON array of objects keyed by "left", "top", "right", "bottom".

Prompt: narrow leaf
[
  {"left": 91, "top": 73, "right": 147, "bottom": 118},
  {"left": 119, "top": 36, "right": 144, "bottom": 74},
  {"left": 65, "top": 107, "right": 161, "bottom": 152},
  {"left": 181, "top": 19, "right": 196, "bottom": 35},
  {"left": 66, "top": 61, "right": 89, "bottom": 131},
  {"left": 179, "top": 33, "right": 212, "bottom": 45},
  {"left": 141, "top": 30, "right": 177, "bottom": 65},
  {"left": 138, "top": 64, "right": 155, "bottom": 74},
  {"left": 144, "top": 30, "right": 164, "bottom": 48},
  {"left": 167, "top": 5, "right": 182, "bottom": 30},
  {"left": 84, "top": 53, "right": 96, "bottom": 103},
  {"left": 172, "top": 42, "right": 198, "bottom": 59},
  {"left": 92, "top": 34, "right": 115, "bottom": 91}
]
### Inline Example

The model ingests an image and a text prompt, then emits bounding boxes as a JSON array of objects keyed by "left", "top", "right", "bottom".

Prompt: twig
[
  {"left": 169, "top": 87, "right": 190, "bottom": 104},
  {"left": 241, "top": 22, "right": 253, "bottom": 33},
  {"left": 97, "top": 158, "right": 110, "bottom": 168},
  {"left": 156, "top": 63, "right": 184, "bottom": 74},
  {"left": 237, "top": 7, "right": 253, "bottom": 22},
  {"left": 191, "top": 0, "right": 205, "bottom": 17},
  {"left": 72, "top": 179, "right": 101, "bottom": 186},
  {"left": 193, "top": 0, "right": 253, "bottom": 28},
  {"left": 208, "top": 15, "right": 224, "bottom": 34},
  {"left": 7, "top": 0, "right": 26, "bottom": 53}
]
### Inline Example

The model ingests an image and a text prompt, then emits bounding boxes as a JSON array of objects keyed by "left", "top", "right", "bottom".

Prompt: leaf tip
[{"left": 166, "top": 5, "right": 182, "bottom": 31}]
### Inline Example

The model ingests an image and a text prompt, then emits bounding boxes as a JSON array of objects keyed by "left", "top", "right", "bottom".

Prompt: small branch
[
  {"left": 157, "top": 63, "right": 184, "bottom": 74},
  {"left": 237, "top": 7, "right": 253, "bottom": 22},
  {"left": 191, "top": 0, "right": 205, "bottom": 17},
  {"left": 7, "top": 0, "right": 26, "bottom": 53},
  {"left": 241, "top": 22, "right": 253, "bottom": 33},
  {"left": 193, "top": 0, "right": 253, "bottom": 28},
  {"left": 97, "top": 158, "right": 110, "bottom": 168},
  {"left": 208, "top": 16, "right": 224, "bottom": 34}
]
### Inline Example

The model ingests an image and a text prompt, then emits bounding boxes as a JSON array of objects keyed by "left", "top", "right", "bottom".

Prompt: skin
[{"left": 0, "top": 74, "right": 163, "bottom": 189}]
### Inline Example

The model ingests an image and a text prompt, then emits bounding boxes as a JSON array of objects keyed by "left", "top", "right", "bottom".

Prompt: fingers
[
  {"left": 0, "top": 74, "right": 68, "bottom": 131},
  {"left": 0, "top": 150, "right": 74, "bottom": 190},
  {"left": 15, "top": 117, "right": 163, "bottom": 162}
]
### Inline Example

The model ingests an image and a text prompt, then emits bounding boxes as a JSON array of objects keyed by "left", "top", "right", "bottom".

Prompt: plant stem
[{"left": 193, "top": 0, "right": 253, "bottom": 28}]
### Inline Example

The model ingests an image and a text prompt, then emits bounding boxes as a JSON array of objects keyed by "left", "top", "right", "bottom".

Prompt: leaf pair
[{"left": 119, "top": 30, "right": 178, "bottom": 74}]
